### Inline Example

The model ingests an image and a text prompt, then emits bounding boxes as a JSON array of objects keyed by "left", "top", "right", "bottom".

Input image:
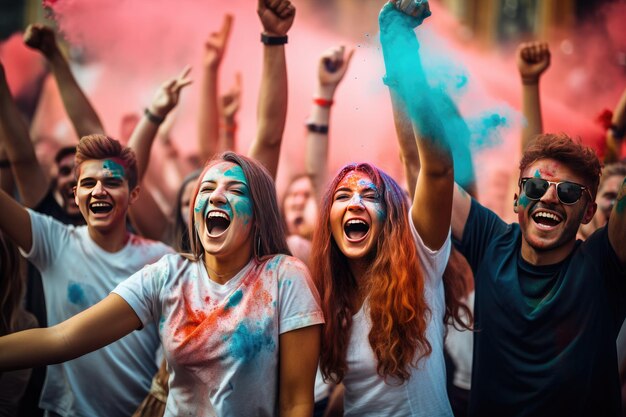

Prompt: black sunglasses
[{"left": 519, "top": 177, "right": 591, "bottom": 205}]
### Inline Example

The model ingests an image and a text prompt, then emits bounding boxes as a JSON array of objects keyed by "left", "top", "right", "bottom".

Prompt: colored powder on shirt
[
  {"left": 227, "top": 320, "right": 276, "bottom": 361},
  {"left": 67, "top": 283, "right": 86, "bottom": 305},
  {"left": 225, "top": 289, "right": 244, "bottom": 310}
]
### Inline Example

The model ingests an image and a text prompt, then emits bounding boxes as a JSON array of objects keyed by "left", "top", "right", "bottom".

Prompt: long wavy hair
[
  {"left": 311, "top": 163, "right": 432, "bottom": 384},
  {"left": 188, "top": 152, "right": 291, "bottom": 261},
  {"left": 0, "top": 232, "right": 25, "bottom": 336}
]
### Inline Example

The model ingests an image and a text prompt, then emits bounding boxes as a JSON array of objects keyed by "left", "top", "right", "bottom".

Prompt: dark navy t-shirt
[{"left": 457, "top": 199, "right": 626, "bottom": 417}]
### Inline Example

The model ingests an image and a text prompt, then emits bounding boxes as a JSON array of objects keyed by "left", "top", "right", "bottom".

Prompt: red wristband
[{"left": 313, "top": 97, "right": 334, "bottom": 108}]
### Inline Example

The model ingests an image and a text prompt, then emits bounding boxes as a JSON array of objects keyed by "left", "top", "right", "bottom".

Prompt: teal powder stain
[
  {"left": 267, "top": 257, "right": 281, "bottom": 271},
  {"left": 518, "top": 194, "right": 530, "bottom": 208},
  {"left": 102, "top": 159, "right": 125, "bottom": 179},
  {"left": 158, "top": 316, "right": 166, "bottom": 331},
  {"left": 226, "top": 320, "right": 276, "bottom": 361},
  {"left": 376, "top": 207, "right": 387, "bottom": 222},
  {"left": 533, "top": 170, "right": 541, "bottom": 178},
  {"left": 68, "top": 283, "right": 85, "bottom": 305},
  {"left": 223, "top": 166, "right": 247, "bottom": 183},
  {"left": 225, "top": 289, "right": 243, "bottom": 310},
  {"left": 232, "top": 200, "right": 253, "bottom": 225}
]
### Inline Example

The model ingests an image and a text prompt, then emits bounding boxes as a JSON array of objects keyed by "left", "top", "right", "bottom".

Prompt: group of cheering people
[{"left": 0, "top": 1, "right": 625, "bottom": 417}]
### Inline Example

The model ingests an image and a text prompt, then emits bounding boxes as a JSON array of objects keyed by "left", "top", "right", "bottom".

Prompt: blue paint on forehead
[{"left": 102, "top": 159, "right": 125, "bottom": 179}]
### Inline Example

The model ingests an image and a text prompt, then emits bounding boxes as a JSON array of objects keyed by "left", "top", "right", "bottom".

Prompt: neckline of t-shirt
[
  {"left": 198, "top": 257, "right": 255, "bottom": 293},
  {"left": 79, "top": 226, "right": 137, "bottom": 258}
]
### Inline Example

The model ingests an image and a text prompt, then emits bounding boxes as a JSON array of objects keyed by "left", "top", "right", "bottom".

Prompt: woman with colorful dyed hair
[
  {"left": 310, "top": 2, "right": 466, "bottom": 416},
  {"left": 0, "top": 152, "right": 323, "bottom": 417}
]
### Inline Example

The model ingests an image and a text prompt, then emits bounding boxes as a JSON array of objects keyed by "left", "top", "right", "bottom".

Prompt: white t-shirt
[
  {"left": 21, "top": 209, "right": 173, "bottom": 417},
  {"left": 113, "top": 253, "right": 324, "bottom": 417},
  {"left": 342, "top": 213, "right": 453, "bottom": 417},
  {"left": 444, "top": 291, "right": 474, "bottom": 390}
]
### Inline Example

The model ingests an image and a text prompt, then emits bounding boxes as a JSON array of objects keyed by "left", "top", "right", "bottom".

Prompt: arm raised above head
[
  {"left": 379, "top": 2, "right": 453, "bottom": 251},
  {"left": 517, "top": 41, "right": 550, "bottom": 152},
  {"left": 128, "top": 66, "right": 192, "bottom": 182},
  {"left": 248, "top": 0, "right": 295, "bottom": 179},
  {"left": 24, "top": 24, "right": 105, "bottom": 139},
  {"left": 305, "top": 45, "right": 354, "bottom": 202},
  {"left": 198, "top": 14, "right": 234, "bottom": 161},
  {"left": 0, "top": 62, "right": 48, "bottom": 207}
]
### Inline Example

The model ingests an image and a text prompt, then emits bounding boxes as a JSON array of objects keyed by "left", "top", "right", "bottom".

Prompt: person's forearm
[
  {"left": 0, "top": 326, "right": 68, "bottom": 371},
  {"left": 521, "top": 81, "right": 543, "bottom": 151},
  {"left": 128, "top": 113, "right": 160, "bottom": 181},
  {"left": 388, "top": 88, "right": 419, "bottom": 199},
  {"left": 250, "top": 44, "right": 288, "bottom": 179},
  {"left": 305, "top": 85, "right": 334, "bottom": 201},
  {"left": 0, "top": 72, "right": 48, "bottom": 206},
  {"left": 220, "top": 115, "right": 237, "bottom": 152},
  {"left": 47, "top": 50, "right": 105, "bottom": 138},
  {"left": 198, "top": 65, "right": 220, "bottom": 161}
]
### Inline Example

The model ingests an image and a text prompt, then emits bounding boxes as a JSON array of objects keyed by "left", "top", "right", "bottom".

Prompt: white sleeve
[
  {"left": 112, "top": 255, "right": 172, "bottom": 327},
  {"left": 277, "top": 256, "right": 325, "bottom": 334},
  {"left": 19, "top": 209, "right": 69, "bottom": 271}
]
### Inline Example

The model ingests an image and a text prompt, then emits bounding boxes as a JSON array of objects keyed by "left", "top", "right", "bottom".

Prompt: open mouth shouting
[
  {"left": 343, "top": 218, "right": 371, "bottom": 242},
  {"left": 206, "top": 210, "right": 231, "bottom": 237},
  {"left": 531, "top": 208, "right": 564, "bottom": 230},
  {"left": 89, "top": 201, "right": 113, "bottom": 215}
]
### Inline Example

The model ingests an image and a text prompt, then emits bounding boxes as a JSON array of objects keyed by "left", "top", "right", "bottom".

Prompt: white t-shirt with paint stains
[
  {"left": 341, "top": 213, "right": 453, "bottom": 417},
  {"left": 113, "top": 253, "right": 324, "bottom": 417},
  {"left": 21, "top": 209, "right": 173, "bottom": 417}
]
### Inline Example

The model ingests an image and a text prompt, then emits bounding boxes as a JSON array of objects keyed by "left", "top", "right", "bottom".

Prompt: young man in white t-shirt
[{"left": 0, "top": 134, "right": 173, "bottom": 417}]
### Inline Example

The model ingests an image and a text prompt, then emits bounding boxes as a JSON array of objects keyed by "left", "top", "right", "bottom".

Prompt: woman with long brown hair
[{"left": 0, "top": 152, "right": 323, "bottom": 417}]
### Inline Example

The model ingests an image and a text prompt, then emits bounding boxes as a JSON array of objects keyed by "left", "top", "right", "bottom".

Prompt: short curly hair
[
  {"left": 74, "top": 134, "right": 138, "bottom": 190},
  {"left": 519, "top": 133, "right": 602, "bottom": 200}
]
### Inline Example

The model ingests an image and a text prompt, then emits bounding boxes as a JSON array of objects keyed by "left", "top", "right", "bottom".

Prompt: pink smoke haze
[{"left": 6, "top": 0, "right": 623, "bottom": 216}]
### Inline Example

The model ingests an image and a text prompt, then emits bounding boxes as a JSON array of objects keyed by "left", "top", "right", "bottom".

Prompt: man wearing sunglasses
[{"left": 450, "top": 133, "right": 626, "bottom": 417}]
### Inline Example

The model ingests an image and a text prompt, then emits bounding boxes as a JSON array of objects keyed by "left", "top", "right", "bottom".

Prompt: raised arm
[
  {"left": 604, "top": 87, "right": 626, "bottom": 164},
  {"left": 517, "top": 41, "right": 550, "bottom": 151},
  {"left": 219, "top": 72, "right": 242, "bottom": 152},
  {"left": 609, "top": 175, "right": 626, "bottom": 265},
  {"left": 0, "top": 294, "right": 139, "bottom": 371},
  {"left": 379, "top": 1, "right": 453, "bottom": 250},
  {"left": 0, "top": 62, "right": 48, "bottom": 207},
  {"left": 198, "top": 14, "right": 233, "bottom": 162},
  {"left": 248, "top": 0, "right": 295, "bottom": 179},
  {"left": 127, "top": 67, "right": 192, "bottom": 181},
  {"left": 388, "top": 86, "right": 421, "bottom": 200},
  {"left": 24, "top": 24, "right": 104, "bottom": 138},
  {"left": 305, "top": 46, "right": 354, "bottom": 202},
  {"left": 0, "top": 187, "right": 33, "bottom": 253}
]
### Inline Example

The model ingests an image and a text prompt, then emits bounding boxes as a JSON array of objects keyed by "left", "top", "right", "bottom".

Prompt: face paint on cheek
[
  {"left": 519, "top": 194, "right": 530, "bottom": 208},
  {"left": 102, "top": 159, "right": 126, "bottom": 179},
  {"left": 232, "top": 199, "right": 253, "bottom": 225}
]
